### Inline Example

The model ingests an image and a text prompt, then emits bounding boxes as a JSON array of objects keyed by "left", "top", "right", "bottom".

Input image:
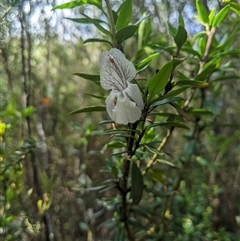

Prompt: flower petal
[
  {"left": 123, "top": 83, "right": 144, "bottom": 110},
  {"left": 99, "top": 48, "right": 136, "bottom": 91},
  {"left": 106, "top": 90, "right": 142, "bottom": 125}
]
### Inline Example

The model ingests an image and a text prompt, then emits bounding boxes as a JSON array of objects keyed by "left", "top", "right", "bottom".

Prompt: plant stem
[{"left": 105, "top": 0, "right": 117, "bottom": 47}]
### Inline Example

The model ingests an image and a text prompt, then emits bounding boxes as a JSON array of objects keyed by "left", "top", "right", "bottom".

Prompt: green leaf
[
  {"left": 64, "top": 17, "right": 107, "bottom": 25},
  {"left": 229, "top": 2, "right": 240, "bottom": 16},
  {"left": 150, "top": 97, "right": 184, "bottom": 108},
  {"left": 131, "top": 161, "right": 143, "bottom": 205},
  {"left": 106, "top": 141, "right": 125, "bottom": 149},
  {"left": 81, "top": 13, "right": 111, "bottom": 36},
  {"left": 195, "top": 63, "right": 217, "bottom": 80},
  {"left": 147, "top": 61, "right": 173, "bottom": 100},
  {"left": 208, "top": 7, "right": 216, "bottom": 26},
  {"left": 174, "top": 25, "right": 188, "bottom": 49},
  {"left": 112, "top": 10, "right": 118, "bottom": 24},
  {"left": 83, "top": 38, "right": 113, "bottom": 46},
  {"left": 176, "top": 80, "right": 209, "bottom": 88},
  {"left": 163, "top": 86, "right": 190, "bottom": 98},
  {"left": 178, "top": 14, "right": 185, "bottom": 27},
  {"left": 84, "top": 92, "right": 106, "bottom": 100},
  {"left": 146, "top": 121, "right": 190, "bottom": 130},
  {"left": 196, "top": 0, "right": 209, "bottom": 25},
  {"left": 172, "top": 57, "right": 186, "bottom": 68},
  {"left": 116, "top": 0, "right": 132, "bottom": 31},
  {"left": 52, "top": 0, "right": 102, "bottom": 10},
  {"left": 167, "top": 21, "right": 177, "bottom": 38},
  {"left": 186, "top": 108, "right": 213, "bottom": 115},
  {"left": 135, "top": 53, "right": 159, "bottom": 72},
  {"left": 212, "top": 5, "right": 230, "bottom": 27},
  {"left": 69, "top": 106, "right": 106, "bottom": 115},
  {"left": 73, "top": 73, "right": 100, "bottom": 83},
  {"left": 115, "top": 25, "right": 138, "bottom": 43}
]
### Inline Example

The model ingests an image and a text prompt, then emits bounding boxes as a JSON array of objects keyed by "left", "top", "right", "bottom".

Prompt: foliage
[{"left": 1, "top": 0, "right": 240, "bottom": 240}]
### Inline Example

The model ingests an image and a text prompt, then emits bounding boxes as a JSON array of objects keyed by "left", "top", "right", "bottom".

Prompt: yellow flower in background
[{"left": 0, "top": 121, "right": 6, "bottom": 136}]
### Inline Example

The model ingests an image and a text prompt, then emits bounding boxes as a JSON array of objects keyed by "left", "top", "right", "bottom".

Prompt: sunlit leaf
[
  {"left": 115, "top": 25, "right": 138, "bottom": 43},
  {"left": 69, "top": 106, "right": 106, "bottom": 115},
  {"left": 135, "top": 53, "right": 159, "bottom": 72},
  {"left": 208, "top": 8, "right": 216, "bottom": 26},
  {"left": 212, "top": 5, "right": 230, "bottom": 27},
  {"left": 196, "top": 0, "right": 209, "bottom": 25},
  {"left": 131, "top": 161, "right": 143, "bottom": 205},
  {"left": 116, "top": 0, "right": 132, "bottom": 31},
  {"left": 147, "top": 61, "right": 173, "bottom": 100},
  {"left": 52, "top": 0, "right": 102, "bottom": 10},
  {"left": 229, "top": 2, "right": 240, "bottom": 16}
]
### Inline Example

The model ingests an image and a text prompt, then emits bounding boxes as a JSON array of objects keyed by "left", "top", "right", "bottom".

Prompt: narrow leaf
[
  {"left": 147, "top": 61, "right": 173, "bottom": 99},
  {"left": 163, "top": 86, "right": 190, "bottom": 98},
  {"left": 115, "top": 25, "right": 138, "bottom": 43},
  {"left": 196, "top": 0, "right": 209, "bottom": 25},
  {"left": 167, "top": 21, "right": 177, "bottom": 38},
  {"left": 52, "top": 0, "right": 102, "bottom": 10},
  {"left": 131, "top": 162, "right": 143, "bottom": 205},
  {"left": 69, "top": 106, "right": 106, "bottom": 115},
  {"left": 116, "top": 0, "right": 132, "bottom": 31},
  {"left": 176, "top": 80, "right": 209, "bottom": 88},
  {"left": 146, "top": 121, "right": 190, "bottom": 130},
  {"left": 81, "top": 13, "right": 111, "bottom": 36},
  {"left": 150, "top": 97, "right": 184, "bottom": 108},
  {"left": 212, "top": 5, "right": 230, "bottom": 27},
  {"left": 83, "top": 38, "right": 113, "bottom": 46},
  {"left": 73, "top": 73, "right": 100, "bottom": 82},
  {"left": 135, "top": 53, "right": 160, "bottom": 72}
]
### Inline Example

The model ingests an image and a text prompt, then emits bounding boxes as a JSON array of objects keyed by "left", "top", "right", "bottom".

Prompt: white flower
[{"left": 99, "top": 48, "right": 144, "bottom": 125}]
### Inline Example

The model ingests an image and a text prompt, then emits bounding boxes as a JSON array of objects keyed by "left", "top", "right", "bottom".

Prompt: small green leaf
[
  {"left": 229, "top": 2, "right": 240, "bottom": 16},
  {"left": 174, "top": 25, "right": 188, "bottom": 49},
  {"left": 116, "top": 0, "right": 132, "bottom": 31},
  {"left": 178, "top": 14, "right": 185, "bottom": 27},
  {"left": 150, "top": 97, "right": 184, "bottom": 108},
  {"left": 167, "top": 21, "right": 177, "bottom": 38},
  {"left": 73, "top": 73, "right": 100, "bottom": 82},
  {"left": 115, "top": 25, "right": 138, "bottom": 43},
  {"left": 212, "top": 5, "right": 230, "bottom": 27},
  {"left": 176, "top": 80, "right": 209, "bottom": 88},
  {"left": 52, "top": 0, "right": 102, "bottom": 10},
  {"left": 163, "top": 86, "right": 190, "bottom": 98},
  {"left": 146, "top": 121, "right": 190, "bottom": 130},
  {"left": 208, "top": 7, "right": 216, "bottom": 26},
  {"left": 69, "top": 106, "right": 106, "bottom": 115},
  {"left": 64, "top": 17, "right": 107, "bottom": 25},
  {"left": 84, "top": 93, "right": 106, "bottom": 100},
  {"left": 196, "top": 0, "right": 209, "bottom": 25},
  {"left": 106, "top": 141, "right": 125, "bottom": 149},
  {"left": 81, "top": 13, "right": 111, "bottom": 36},
  {"left": 131, "top": 161, "right": 143, "bottom": 205},
  {"left": 135, "top": 53, "right": 159, "bottom": 72},
  {"left": 186, "top": 108, "right": 213, "bottom": 115},
  {"left": 172, "top": 57, "right": 186, "bottom": 68},
  {"left": 83, "top": 38, "right": 113, "bottom": 46},
  {"left": 147, "top": 61, "right": 173, "bottom": 100},
  {"left": 195, "top": 64, "right": 217, "bottom": 80}
]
